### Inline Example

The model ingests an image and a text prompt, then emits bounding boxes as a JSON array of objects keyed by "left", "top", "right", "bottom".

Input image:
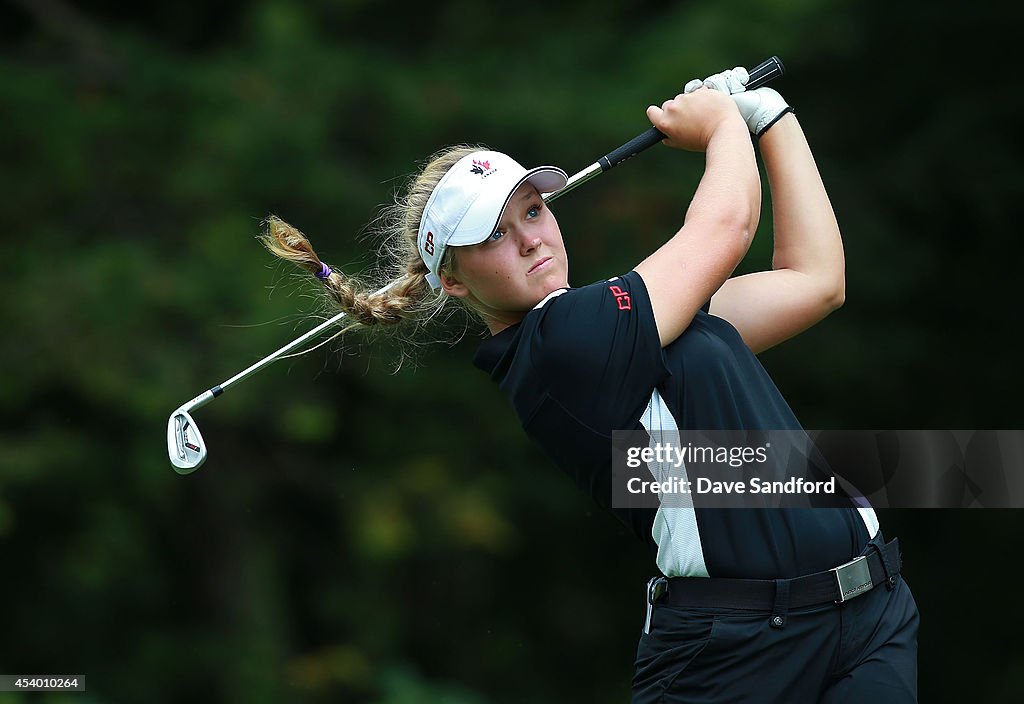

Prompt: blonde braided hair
[{"left": 259, "top": 145, "right": 484, "bottom": 348}]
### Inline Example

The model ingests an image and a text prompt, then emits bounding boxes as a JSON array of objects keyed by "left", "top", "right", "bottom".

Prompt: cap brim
[{"left": 447, "top": 165, "right": 569, "bottom": 247}]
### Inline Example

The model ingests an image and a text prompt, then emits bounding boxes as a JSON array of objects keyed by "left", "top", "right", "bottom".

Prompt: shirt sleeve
[{"left": 524, "top": 270, "right": 670, "bottom": 433}]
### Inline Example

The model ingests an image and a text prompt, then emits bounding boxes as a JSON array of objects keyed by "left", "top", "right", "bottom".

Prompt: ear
[{"left": 440, "top": 272, "right": 470, "bottom": 298}]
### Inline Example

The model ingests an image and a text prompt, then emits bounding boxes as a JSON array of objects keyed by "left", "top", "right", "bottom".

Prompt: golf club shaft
[
  {"left": 544, "top": 56, "right": 785, "bottom": 204},
  {"left": 178, "top": 315, "right": 346, "bottom": 414},
  {"left": 175, "top": 56, "right": 785, "bottom": 415},
  {"left": 178, "top": 280, "right": 403, "bottom": 414}
]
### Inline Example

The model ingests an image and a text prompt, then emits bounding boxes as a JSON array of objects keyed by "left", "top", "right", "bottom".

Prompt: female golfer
[{"left": 263, "top": 68, "right": 919, "bottom": 702}]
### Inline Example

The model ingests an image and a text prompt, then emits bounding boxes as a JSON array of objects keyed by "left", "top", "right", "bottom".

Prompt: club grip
[
  {"left": 597, "top": 56, "right": 785, "bottom": 172},
  {"left": 746, "top": 55, "right": 785, "bottom": 90}
]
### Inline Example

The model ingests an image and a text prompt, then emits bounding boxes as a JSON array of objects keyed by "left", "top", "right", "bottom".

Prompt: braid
[
  {"left": 258, "top": 144, "right": 486, "bottom": 354},
  {"left": 259, "top": 216, "right": 414, "bottom": 327}
]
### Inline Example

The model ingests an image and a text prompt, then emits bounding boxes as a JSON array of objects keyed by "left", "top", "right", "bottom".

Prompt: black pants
[{"left": 631, "top": 543, "right": 920, "bottom": 702}]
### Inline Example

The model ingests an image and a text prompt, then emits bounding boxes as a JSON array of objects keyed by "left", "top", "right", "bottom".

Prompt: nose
[{"left": 520, "top": 234, "right": 541, "bottom": 256}]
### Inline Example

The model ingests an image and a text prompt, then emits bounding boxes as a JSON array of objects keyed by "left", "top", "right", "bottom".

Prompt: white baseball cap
[{"left": 418, "top": 150, "right": 568, "bottom": 290}]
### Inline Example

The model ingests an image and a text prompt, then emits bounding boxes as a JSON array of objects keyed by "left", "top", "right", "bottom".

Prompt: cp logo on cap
[{"left": 424, "top": 231, "right": 435, "bottom": 255}]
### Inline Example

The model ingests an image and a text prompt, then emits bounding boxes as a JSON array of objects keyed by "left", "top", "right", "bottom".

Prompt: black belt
[{"left": 648, "top": 537, "right": 902, "bottom": 612}]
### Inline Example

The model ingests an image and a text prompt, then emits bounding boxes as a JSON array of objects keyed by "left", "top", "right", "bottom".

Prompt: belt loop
[
  {"left": 770, "top": 579, "right": 791, "bottom": 629},
  {"left": 869, "top": 537, "right": 899, "bottom": 591}
]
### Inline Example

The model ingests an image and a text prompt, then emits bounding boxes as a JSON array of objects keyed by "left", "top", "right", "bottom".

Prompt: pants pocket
[{"left": 631, "top": 608, "right": 715, "bottom": 701}]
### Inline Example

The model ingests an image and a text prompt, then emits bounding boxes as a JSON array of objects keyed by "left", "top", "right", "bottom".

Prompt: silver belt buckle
[{"left": 831, "top": 555, "right": 873, "bottom": 603}]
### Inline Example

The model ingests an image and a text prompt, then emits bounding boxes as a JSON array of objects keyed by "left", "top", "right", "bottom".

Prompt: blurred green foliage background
[{"left": 1, "top": 0, "right": 1021, "bottom": 701}]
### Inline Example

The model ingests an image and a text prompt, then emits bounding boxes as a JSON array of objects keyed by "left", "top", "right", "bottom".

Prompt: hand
[
  {"left": 684, "top": 67, "right": 793, "bottom": 137},
  {"left": 645, "top": 88, "right": 744, "bottom": 152},
  {"left": 684, "top": 66, "right": 749, "bottom": 96}
]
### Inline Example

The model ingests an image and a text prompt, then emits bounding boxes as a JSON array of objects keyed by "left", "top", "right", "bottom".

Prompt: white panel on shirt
[
  {"left": 638, "top": 388, "right": 710, "bottom": 578},
  {"left": 540, "top": 279, "right": 879, "bottom": 555},
  {"left": 859, "top": 507, "right": 880, "bottom": 538},
  {"left": 532, "top": 289, "right": 568, "bottom": 310}
]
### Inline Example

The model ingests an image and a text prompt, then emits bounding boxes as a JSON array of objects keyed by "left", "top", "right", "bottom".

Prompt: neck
[
  {"left": 480, "top": 308, "right": 527, "bottom": 336},
  {"left": 486, "top": 314, "right": 522, "bottom": 336}
]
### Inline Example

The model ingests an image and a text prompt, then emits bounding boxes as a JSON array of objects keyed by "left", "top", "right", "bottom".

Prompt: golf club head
[{"left": 167, "top": 408, "right": 207, "bottom": 474}]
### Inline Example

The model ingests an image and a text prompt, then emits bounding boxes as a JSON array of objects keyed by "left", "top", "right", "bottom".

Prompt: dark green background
[{"left": 1, "top": 1, "right": 1021, "bottom": 702}]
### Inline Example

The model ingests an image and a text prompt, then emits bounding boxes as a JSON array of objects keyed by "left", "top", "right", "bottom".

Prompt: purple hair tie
[{"left": 315, "top": 263, "right": 333, "bottom": 281}]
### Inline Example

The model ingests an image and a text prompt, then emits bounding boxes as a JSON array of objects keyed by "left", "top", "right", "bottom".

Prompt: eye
[
  {"left": 487, "top": 230, "right": 505, "bottom": 242},
  {"left": 526, "top": 204, "right": 541, "bottom": 219}
]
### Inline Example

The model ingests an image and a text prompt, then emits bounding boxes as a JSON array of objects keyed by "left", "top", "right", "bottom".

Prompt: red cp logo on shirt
[{"left": 609, "top": 285, "right": 631, "bottom": 311}]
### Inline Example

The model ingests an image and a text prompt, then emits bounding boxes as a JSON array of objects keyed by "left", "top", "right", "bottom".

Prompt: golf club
[
  {"left": 544, "top": 56, "right": 784, "bottom": 204},
  {"left": 167, "top": 56, "right": 785, "bottom": 474}
]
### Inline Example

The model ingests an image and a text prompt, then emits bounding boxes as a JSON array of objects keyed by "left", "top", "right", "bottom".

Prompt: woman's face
[{"left": 441, "top": 182, "right": 569, "bottom": 333}]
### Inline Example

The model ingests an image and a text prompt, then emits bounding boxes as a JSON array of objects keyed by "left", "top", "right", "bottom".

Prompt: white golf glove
[{"left": 684, "top": 66, "right": 793, "bottom": 137}]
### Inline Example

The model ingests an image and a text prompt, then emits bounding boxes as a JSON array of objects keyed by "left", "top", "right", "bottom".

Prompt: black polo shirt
[{"left": 473, "top": 271, "right": 876, "bottom": 579}]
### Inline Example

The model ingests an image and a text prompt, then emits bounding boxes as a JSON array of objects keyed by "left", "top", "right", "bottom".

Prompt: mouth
[{"left": 527, "top": 257, "right": 553, "bottom": 275}]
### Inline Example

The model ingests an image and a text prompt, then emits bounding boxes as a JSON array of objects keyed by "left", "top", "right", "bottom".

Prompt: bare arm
[
  {"left": 710, "top": 113, "right": 845, "bottom": 353},
  {"left": 635, "top": 90, "right": 761, "bottom": 347}
]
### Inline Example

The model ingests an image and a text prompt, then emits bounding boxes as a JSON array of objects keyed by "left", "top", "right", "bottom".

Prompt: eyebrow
[{"left": 515, "top": 186, "right": 537, "bottom": 202}]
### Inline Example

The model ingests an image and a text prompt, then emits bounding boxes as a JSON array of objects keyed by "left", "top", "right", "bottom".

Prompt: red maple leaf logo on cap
[{"left": 470, "top": 159, "right": 492, "bottom": 175}]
